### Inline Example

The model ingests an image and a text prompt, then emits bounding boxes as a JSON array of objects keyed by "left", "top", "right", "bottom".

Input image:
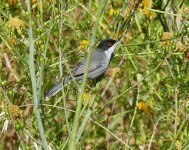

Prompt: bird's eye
[{"left": 106, "top": 42, "right": 112, "bottom": 47}]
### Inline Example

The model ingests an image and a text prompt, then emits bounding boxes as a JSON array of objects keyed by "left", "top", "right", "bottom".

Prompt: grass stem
[
  {"left": 27, "top": 0, "right": 49, "bottom": 149},
  {"left": 69, "top": 0, "right": 108, "bottom": 149}
]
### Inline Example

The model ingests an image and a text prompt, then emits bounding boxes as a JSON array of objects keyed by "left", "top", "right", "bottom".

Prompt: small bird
[{"left": 46, "top": 39, "right": 119, "bottom": 97}]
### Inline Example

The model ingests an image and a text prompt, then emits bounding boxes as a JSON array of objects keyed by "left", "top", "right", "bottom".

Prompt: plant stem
[
  {"left": 69, "top": 0, "right": 108, "bottom": 149},
  {"left": 26, "top": 0, "right": 48, "bottom": 149},
  {"left": 59, "top": 1, "right": 71, "bottom": 136}
]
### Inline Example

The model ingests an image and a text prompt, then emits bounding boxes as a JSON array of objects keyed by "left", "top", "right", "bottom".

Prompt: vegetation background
[{"left": 0, "top": 0, "right": 189, "bottom": 149}]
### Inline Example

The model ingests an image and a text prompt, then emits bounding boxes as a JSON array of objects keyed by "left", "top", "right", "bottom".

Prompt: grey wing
[
  {"left": 72, "top": 61, "right": 102, "bottom": 77},
  {"left": 66, "top": 51, "right": 108, "bottom": 82},
  {"left": 71, "top": 61, "right": 86, "bottom": 77},
  {"left": 70, "top": 59, "right": 107, "bottom": 80}
]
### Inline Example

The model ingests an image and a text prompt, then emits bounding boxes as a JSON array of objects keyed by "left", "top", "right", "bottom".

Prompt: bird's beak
[
  {"left": 110, "top": 42, "right": 118, "bottom": 52},
  {"left": 113, "top": 41, "right": 120, "bottom": 48},
  {"left": 116, "top": 40, "right": 121, "bottom": 45}
]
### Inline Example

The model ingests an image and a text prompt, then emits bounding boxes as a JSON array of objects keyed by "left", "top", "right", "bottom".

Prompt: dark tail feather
[
  {"left": 45, "top": 82, "right": 62, "bottom": 97},
  {"left": 45, "top": 76, "right": 71, "bottom": 97}
]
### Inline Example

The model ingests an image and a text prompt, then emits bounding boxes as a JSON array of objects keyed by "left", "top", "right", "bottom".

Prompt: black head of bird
[{"left": 97, "top": 39, "right": 117, "bottom": 51}]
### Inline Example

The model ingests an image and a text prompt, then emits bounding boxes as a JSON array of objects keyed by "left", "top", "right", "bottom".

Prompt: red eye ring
[{"left": 107, "top": 42, "right": 112, "bottom": 47}]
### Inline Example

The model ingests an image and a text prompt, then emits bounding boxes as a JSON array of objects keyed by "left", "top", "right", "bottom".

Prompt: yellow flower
[
  {"left": 10, "top": 37, "right": 16, "bottom": 45},
  {"left": 148, "top": 12, "right": 157, "bottom": 21},
  {"left": 138, "top": 0, "right": 151, "bottom": 15},
  {"left": 9, "top": 104, "right": 20, "bottom": 118},
  {"left": 161, "top": 32, "right": 173, "bottom": 40},
  {"left": 6, "top": 17, "right": 25, "bottom": 34},
  {"left": 109, "top": 9, "right": 120, "bottom": 17},
  {"left": 176, "top": 140, "right": 182, "bottom": 150},
  {"left": 81, "top": 40, "right": 89, "bottom": 45},
  {"left": 105, "top": 67, "right": 120, "bottom": 77},
  {"left": 143, "top": 0, "right": 150, "bottom": 7},
  {"left": 160, "top": 32, "right": 173, "bottom": 46},
  {"left": 138, "top": 7, "right": 143, "bottom": 13},
  {"left": 109, "top": 9, "right": 114, "bottom": 16},
  {"left": 78, "top": 40, "right": 89, "bottom": 50},
  {"left": 82, "top": 93, "right": 91, "bottom": 105},
  {"left": 137, "top": 101, "right": 153, "bottom": 114},
  {"left": 8, "top": 0, "right": 17, "bottom": 6}
]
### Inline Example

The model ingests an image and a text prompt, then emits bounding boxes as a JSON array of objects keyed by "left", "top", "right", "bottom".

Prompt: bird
[{"left": 46, "top": 38, "right": 119, "bottom": 97}]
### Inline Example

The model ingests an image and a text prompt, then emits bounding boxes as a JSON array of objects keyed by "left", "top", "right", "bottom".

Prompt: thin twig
[
  {"left": 58, "top": 1, "right": 71, "bottom": 137},
  {"left": 118, "top": 0, "right": 142, "bottom": 43},
  {"left": 3, "top": 53, "right": 19, "bottom": 81},
  {"left": 148, "top": 116, "right": 167, "bottom": 150},
  {"left": 147, "top": 8, "right": 182, "bottom": 17}
]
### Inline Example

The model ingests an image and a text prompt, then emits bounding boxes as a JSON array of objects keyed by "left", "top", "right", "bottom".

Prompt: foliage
[{"left": 0, "top": 0, "right": 189, "bottom": 149}]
